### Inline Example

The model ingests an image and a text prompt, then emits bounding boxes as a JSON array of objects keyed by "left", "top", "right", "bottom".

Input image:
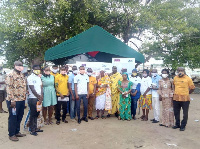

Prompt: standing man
[
  {"left": 5, "top": 61, "right": 26, "bottom": 141},
  {"left": 50, "top": 65, "right": 59, "bottom": 77},
  {"left": 68, "top": 66, "right": 78, "bottom": 121},
  {"left": 74, "top": 66, "right": 89, "bottom": 124},
  {"left": 151, "top": 69, "right": 162, "bottom": 123},
  {"left": 108, "top": 66, "right": 122, "bottom": 117},
  {"left": 87, "top": 68, "right": 97, "bottom": 120},
  {"left": 0, "top": 66, "right": 7, "bottom": 113},
  {"left": 173, "top": 67, "right": 195, "bottom": 131},
  {"left": 55, "top": 66, "right": 69, "bottom": 125},
  {"left": 27, "top": 65, "right": 43, "bottom": 136}
]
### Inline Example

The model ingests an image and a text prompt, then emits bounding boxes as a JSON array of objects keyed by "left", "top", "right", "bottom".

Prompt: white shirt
[
  {"left": 27, "top": 73, "right": 42, "bottom": 98},
  {"left": 129, "top": 76, "right": 141, "bottom": 89},
  {"left": 74, "top": 74, "right": 89, "bottom": 94},
  {"left": 140, "top": 76, "right": 152, "bottom": 95}
]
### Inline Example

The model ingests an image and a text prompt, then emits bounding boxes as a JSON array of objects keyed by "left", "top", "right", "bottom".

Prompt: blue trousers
[
  {"left": 76, "top": 94, "right": 88, "bottom": 119},
  {"left": 7, "top": 100, "right": 25, "bottom": 137},
  {"left": 70, "top": 90, "right": 76, "bottom": 119}
]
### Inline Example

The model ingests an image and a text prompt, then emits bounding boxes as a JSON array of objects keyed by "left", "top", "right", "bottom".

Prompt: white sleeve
[
  {"left": 74, "top": 75, "right": 78, "bottom": 83},
  {"left": 27, "top": 76, "right": 34, "bottom": 86},
  {"left": 148, "top": 77, "right": 152, "bottom": 88}
]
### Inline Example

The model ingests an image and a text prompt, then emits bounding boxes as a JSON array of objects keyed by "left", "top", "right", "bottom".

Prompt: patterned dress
[
  {"left": 118, "top": 81, "right": 133, "bottom": 120},
  {"left": 157, "top": 79, "right": 174, "bottom": 127}
]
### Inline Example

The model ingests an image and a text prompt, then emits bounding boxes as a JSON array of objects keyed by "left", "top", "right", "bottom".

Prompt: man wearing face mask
[
  {"left": 50, "top": 65, "right": 59, "bottom": 77},
  {"left": 55, "top": 66, "right": 69, "bottom": 125},
  {"left": 173, "top": 67, "right": 195, "bottom": 131},
  {"left": 129, "top": 69, "right": 141, "bottom": 120},
  {"left": 68, "top": 66, "right": 78, "bottom": 121},
  {"left": 74, "top": 66, "right": 89, "bottom": 124},
  {"left": 5, "top": 61, "right": 27, "bottom": 141},
  {"left": 27, "top": 65, "right": 43, "bottom": 136},
  {"left": 151, "top": 69, "right": 162, "bottom": 123}
]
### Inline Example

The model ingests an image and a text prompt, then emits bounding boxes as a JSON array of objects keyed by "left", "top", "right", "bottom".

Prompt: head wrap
[{"left": 122, "top": 72, "right": 129, "bottom": 80}]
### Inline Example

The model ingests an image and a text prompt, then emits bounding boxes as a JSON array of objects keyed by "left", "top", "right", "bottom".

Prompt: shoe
[
  {"left": 159, "top": 124, "right": 165, "bottom": 126},
  {"left": 30, "top": 132, "right": 38, "bottom": 136},
  {"left": 36, "top": 129, "right": 44, "bottom": 132},
  {"left": 152, "top": 120, "right": 159, "bottom": 123},
  {"left": 62, "top": 119, "right": 68, "bottom": 123},
  {"left": 172, "top": 125, "right": 180, "bottom": 129},
  {"left": 84, "top": 117, "right": 88, "bottom": 122},
  {"left": 78, "top": 118, "right": 81, "bottom": 124},
  {"left": 9, "top": 135, "right": 19, "bottom": 141},
  {"left": 56, "top": 121, "right": 60, "bottom": 125},
  {"left": 180, "top": 127, "right": 185, "bottom": 131},
  {"left": 88, "top": 117, "right": 94, "bottom": 120},
  {"left": 115, "top": 112, "right": 119, "bottom": 117},
  {"left": 107, "top": 114, "right": 111, "bottom": 118},
  {"left": 150, "top": 118, "right": 155, "bottom": 121},
  {"left": 16, "top": 132, "right": 26, "bottom": 137}
]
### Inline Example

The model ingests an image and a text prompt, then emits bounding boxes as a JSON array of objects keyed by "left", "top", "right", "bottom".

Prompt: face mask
[
  {"left": 60, "top": 71, "right": 66, "bottom": 75},
  {"left": 73, "top": 70, "right": 78, "bottom": 74},
  {"left": 80, "top": 70, "right": 85, "bottom": 74},
  {"left": 178, "top": 72, "right": 184, "bottom": 77},
  {"left": 143, "top": 74, "right": 147, "bottom": 77},
  {"left": 162, "top": 74, "right": 168, "bottom": 78},
  {"left": 52, "top": 69, "right": 58, "bottom": 73},
  {"left": 87, "top": 72, "right": 92, "bottom": 76},
  {"left": 132, "top": 73, "right": 137, "bottom": 77},
  {"left": 33, "top": 70, "right": 41, "bottom": 75},
  {"left": 151, "top": 73, "right": 157, "bottom": 77}
]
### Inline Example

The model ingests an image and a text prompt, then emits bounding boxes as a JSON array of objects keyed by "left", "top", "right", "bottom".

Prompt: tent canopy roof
[{"left": 45, "top": 25, "right": 145, "bottom": 64}]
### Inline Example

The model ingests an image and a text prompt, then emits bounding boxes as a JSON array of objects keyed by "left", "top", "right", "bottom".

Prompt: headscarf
[{"left": 122, "top": 72, "right": 129, "bottom": 80}]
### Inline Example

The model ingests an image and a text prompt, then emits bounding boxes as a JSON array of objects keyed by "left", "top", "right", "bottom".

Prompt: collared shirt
[
  {"left": 173, "top": 75, "right": 195, "bottom": 101},
  {"left": 129, "top": 76, "right": 141, "bottom": 89},
  {"left": 55, "top": 74, "right": 69, "bottom": 96},
  {"left": 88, "top": 76, "right": 97, "bottom": 94},
  {"left": 140, "top": 76, "right": 152, "bottom": 95},
  {"left": 50, "top": 72, "right": 59, "bottom": 78},
  {"left": 74, "top": 74, "right": 89, "bottom": 95},
  {"left": 27, "top": 73, "right": 42, "bottom": 98},
  {"left": 151, "top": 75, "right": 162, "bottom": 97},
  {"left": 68, "top": 73, "right": 75, "bottom": 90},
  {"left": 5, "top": 70, "right": 26, "bottom": 101}
]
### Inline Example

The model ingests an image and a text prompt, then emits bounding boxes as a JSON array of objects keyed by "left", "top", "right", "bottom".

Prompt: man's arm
[{"left": 74, "top": 83, "right": 79, "bottom": 100}]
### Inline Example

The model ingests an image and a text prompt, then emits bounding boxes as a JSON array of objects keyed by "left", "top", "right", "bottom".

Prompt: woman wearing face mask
[
  {"left": 41, "top": 66, "right": 57, "bottom": 125},
  {"left": 139, "top": 69, "right": 152, "bottom": 121},
  {"left": 157, "top": 69, "right": 174, "bottom": 128}
]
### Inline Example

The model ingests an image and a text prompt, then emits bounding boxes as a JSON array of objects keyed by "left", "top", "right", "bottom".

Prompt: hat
[
  {"left": 14, "top": 61, "right": 23, "bottom": 66},
  {"left": 132, "top": 68, "right": 137, "bottom": 72}
]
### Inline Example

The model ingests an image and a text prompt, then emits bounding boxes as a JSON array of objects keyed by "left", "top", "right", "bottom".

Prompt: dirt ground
[{"left": 0, "top": 94, "right": 200, "bottom": 149}]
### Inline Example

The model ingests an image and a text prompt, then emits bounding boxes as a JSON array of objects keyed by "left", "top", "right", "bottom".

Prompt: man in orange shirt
[
  {"left": 173, "top": 67, "right": 195, "bottom": 131},
  {"left": 87, "top": 68, "right": 97, "bottom": 120}
]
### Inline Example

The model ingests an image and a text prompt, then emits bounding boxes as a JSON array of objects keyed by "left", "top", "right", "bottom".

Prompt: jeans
[
  {"left": 70, "top": 90, "right": 76, "bottom": 119},
  {"left": 56, "top": 100, "right": 67, "bottom": 121},
  {"left": 173, "top": 100, "right": 190, "bottom": 127},
  {"left": 7, "top": 100, "right": 25, "bottom": 137},
  {"left": 131, "top": 89, "right": 139, "bottom": 117},
  {"left": 28, "top": 98, "right": 39, "bottom": 132},
  {"left": 76, "top": 94, "right": 88, "bottom": 119}
]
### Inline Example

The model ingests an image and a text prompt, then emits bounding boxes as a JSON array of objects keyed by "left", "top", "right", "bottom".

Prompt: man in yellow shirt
[
  {"left": 55, "top": 66, "right": 69, "bottom": 125},
  {"left": 107, "top": 66, "right": 122, "bottom": 117},
  {"left": 173, "top": 67, "right": 195, "bottom": 131},
  {"left": 50, "top": 65, "right": 59, "bottom": 77},
  {"left": 87, "top": 68, "right": 97, "bottom": 120}
]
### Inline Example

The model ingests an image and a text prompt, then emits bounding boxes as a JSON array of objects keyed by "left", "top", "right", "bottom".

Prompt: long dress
[
  {"left": 118, "top": 81, "right": 133, "bottom": 120},
  {"left": 157, "top": 79, "right": 174, "bottom": 127},
  {"left": 41, "top": 75, "right": 57, "bottom": 107}
]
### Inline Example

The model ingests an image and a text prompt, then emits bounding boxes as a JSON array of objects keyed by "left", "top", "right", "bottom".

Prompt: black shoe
[
  {"left": 88, "top": 116, "right": 94, "bottom": 120},
  {"left": 80, "top": 117, "right": 84, "bottom": 121},
  {"left": 62, "top": 119, "right": 68, "bottom": 123},
  {"left": 78, "top": 119, "right": 81, "bottom": 124},
  {"left": 150, "top": 119, "right": 155, "bottom": 121},
  {"left": 36, "top": 129, "right": 43, "bottom": 132},
  {"left": 172, "top": 125, "right": 180, "bottom": 129},
  {"left": 30, "top": 132, "right": 38, "bottom": 136},
  {"left": 107, "top": 114, "right": 111, "bottom": 118},
  {"left": 115, "top": 112, "right": 119, "bottom": 117},
  {"left": 56, "top": 121, "right": 60, "bottom": 125},
  {"left": 84, "top": 117, "right": 88, "bottom": 122},
  {"left": 180, "top": 127, "right": 185, "bottom": 131},
  {"left": 152, "top": 120, "right": 159, "bottom": 123}
]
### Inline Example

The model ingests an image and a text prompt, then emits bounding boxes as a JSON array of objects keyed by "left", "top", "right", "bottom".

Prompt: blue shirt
[
  {"left": 68, "top": 73, "right": 75, "bottom": 90},
  {"left": 152, "top": 75, "right": 162, "bottom": 97}
]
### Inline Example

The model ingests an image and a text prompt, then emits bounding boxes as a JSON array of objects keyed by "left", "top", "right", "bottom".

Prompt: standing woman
[
  {"left": 118, "top": 72, "right": 133, "bottom": 121},
  {"left": 41, "top": 66, "right": 57, "bottom": 125},
  {"left": 158, "top": 69, "right": 174, "bottom": 128},
  {"left": 95, "top": 70, "right": 110, "bottom": 119},
  {"left": 139, "top": 69, "right": 152, "bottom": 121}
]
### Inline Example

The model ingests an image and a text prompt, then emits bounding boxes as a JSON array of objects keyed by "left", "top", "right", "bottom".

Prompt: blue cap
[{"left": 132, "top": 68, "right": 137, "bottom": 72}]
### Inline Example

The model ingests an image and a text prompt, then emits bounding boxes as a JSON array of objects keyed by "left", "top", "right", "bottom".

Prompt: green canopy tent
[{"left": 45, "top": 25, "right": 145, "bottom": 64}]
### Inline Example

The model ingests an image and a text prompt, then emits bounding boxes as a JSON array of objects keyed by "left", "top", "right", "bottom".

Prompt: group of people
[{"left": 2, "top": 61, "right": 195, "bottom": 142}]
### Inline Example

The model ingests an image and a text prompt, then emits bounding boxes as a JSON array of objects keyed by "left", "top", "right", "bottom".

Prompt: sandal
[
  {"left": 0, "top": 110, "right": 8, "bottom": 113},
  {"left": 118, "top": 116, "right": 121, "bottom": 120},
  {"left": 141, "top": 116, "right": 148, "bottom": 121},
  {"left": 159, "top": 124, "right": 165, "bottom": 126},
  {"left": 101, "top": 115, "right": 106, "bottom": 119},
  {"left": 95, "top": 116, "right": 99, "bottom": 119},
  {"left": 44, "top": 121, "right": 49, "bottom": 125},
  {"left": 140, "top": 115, "right": 145, "bottom": 119}
]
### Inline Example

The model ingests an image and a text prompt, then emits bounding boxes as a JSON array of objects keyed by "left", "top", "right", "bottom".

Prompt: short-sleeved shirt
[
  {"left": 151, "top": 75, "right": 162, "bottom": 97},
  {"left": 50, "top": 72, "right": 59, "bottom": 78},
  {"left": 27, "top": 73, "right": 42, "bottom": 98},
  {"left": 173, "top": 75, "right": 195, "bottom": 101},
  {"left": 129, "top": 76, "right": 141, "bottom": 89},
  {"left": 74, "top": 74, "right": 89, "bottom": 95},
  {"left": 68, "top": 73, "right": 75, "bottom": 90},
  {"left": 55, "top": 74, "right": 69, "bottom": 96},
  {"left": 140, "top": 76, "right": 152, "bottom": 95},
  {"left": 88, "top": 76, "right": 97, "bottom": 94}
]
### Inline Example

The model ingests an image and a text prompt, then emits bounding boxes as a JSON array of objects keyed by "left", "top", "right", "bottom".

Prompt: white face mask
[
  {"left": 87, "top": 72, "right": 92, "bottom": 76},
  {"left": 151, "top": 73, "right": 157, "bottom": 77},
  {"left": 143, "top": 74, "right": 147, "bottom": 77},
  {"left": 52, "top": 69, "right": 58, "bottom": 73},
  {"left": 162, "top": 74, "right": 168, "bottom": 78},
  {"left": 73, "top": 70, "right": 78, "bottom": 74}
]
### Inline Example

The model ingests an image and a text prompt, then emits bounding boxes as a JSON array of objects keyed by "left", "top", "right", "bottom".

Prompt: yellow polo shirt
[
  {"left": 55, "top": 74, "right": 69, "bottom": 96},
  {"left": 89, "top": 76, "right": 97, "bottom": 94},
  {"left": 50, "top": 72, "right": 59, "bottom": 78}
]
